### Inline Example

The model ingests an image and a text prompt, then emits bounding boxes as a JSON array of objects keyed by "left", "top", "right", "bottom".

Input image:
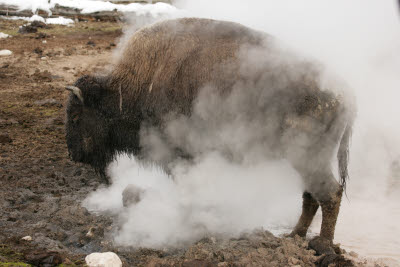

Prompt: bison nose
[{"left": 68, "top": 148, "right": 83, "bottom": 162}]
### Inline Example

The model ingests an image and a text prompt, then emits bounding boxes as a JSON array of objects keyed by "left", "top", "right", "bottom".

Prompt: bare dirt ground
[{"left": 0, "top": 19, "right": 384, "bottom": 267}]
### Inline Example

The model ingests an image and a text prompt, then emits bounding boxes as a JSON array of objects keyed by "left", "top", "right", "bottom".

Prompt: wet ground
[{"left": 0, "top": 19, "right": 389, "bottom": 266}]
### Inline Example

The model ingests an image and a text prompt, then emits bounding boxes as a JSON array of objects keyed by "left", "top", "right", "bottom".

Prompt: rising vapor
[{"left": 83, "top": 0, "right": 400, "bottom": 261}]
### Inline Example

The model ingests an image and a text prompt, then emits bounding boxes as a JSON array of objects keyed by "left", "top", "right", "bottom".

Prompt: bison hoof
[
  {"left": 286, "top": 230, "right": 307, "bottom": 238},
  {"left": 318, "top": 254, "right": 355, "bottom": 267},
  {"left": 308, "top": 236, "right": 335, "bottom": 255}
]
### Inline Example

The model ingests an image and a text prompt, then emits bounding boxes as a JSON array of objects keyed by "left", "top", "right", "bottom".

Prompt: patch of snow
[
  {"left": 0, "top": 50, "right": 13, "bottom": 56},
  {"left": 0, "top": 0, "right": 50, "bottom": 14},
  {"left": 0, "top": 0, "right": 179, "bottom": 17},
  {"left": 0, "top": 32, "right": 10, "bottom": 38},
  {"left": 29, "top": 14, "right": 45, "bottom": 22},
  {"left": 0, "top": 15, "right": 23, "bottom": 21},
  {"left": 1, "top": 15, "right": 73, "bottom": 25},
  {"left": 46, "top": 16, "right": 74, "bottom": 25}
]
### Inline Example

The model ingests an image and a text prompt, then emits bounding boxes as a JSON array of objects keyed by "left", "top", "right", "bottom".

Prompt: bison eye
[{"left": 71, "top": 113, "right": 80, "bottom": 123}]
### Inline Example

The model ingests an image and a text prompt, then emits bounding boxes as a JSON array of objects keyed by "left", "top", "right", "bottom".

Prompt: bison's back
[{"left": 111, "top": 18, "right": 272, "bottom": 116}]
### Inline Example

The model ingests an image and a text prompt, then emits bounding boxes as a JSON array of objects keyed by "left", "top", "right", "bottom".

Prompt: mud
[{"left": 0, "top": 18, "right": 387, "bottom": 266}]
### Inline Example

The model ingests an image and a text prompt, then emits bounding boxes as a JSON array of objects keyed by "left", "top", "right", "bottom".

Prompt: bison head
[{"left": 65, "top": 75, "right": 113, "bottom": 172}]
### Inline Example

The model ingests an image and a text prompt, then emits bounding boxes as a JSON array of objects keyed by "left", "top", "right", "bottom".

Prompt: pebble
[
  {"left": 0, "top": 133, "right": 12, "bottom": 144},
  {"left": 85, "top": 252, "right": 122, "bottom": 267},
  {"left": 349, "top": 251, "right": 358, "bottom": 258},
  {"left": 0, "top": 50, "right": 12, "bottom": 56},
  {"left": 22, "top": 236, "right": 33, "bottom": 241},
  {"left": 86, "top": 227, "right": 94, "bottom": 238},
  {"left": 122, "top": 184, "right": 144, "bottom": 207}
]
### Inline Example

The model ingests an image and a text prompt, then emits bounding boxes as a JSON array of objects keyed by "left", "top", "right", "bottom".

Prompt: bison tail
[{"left": 337, "top": 121, "right": 353, "bottom": 190}]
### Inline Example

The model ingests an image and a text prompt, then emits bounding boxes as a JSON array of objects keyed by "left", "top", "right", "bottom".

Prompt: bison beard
[{"left": 65, "top": 18, "right": 355, "bottom": 255}]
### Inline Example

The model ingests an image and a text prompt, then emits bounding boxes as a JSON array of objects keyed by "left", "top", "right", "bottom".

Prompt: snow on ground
[
  {"left": 45, "top": 16, "right": 74, "bottom": 25},
  {"left": 1, "top": 14, "right": 74, "bottom": 25},
  {"left": 0, "top": 32, "right": 10, "bottom": 38},
  {"left": 0, "top": 0, "right": 178, "bottom": 17}
]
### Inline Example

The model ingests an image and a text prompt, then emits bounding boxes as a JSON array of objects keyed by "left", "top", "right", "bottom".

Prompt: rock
[
  {"left": 0, "top": 133, "right": 12, "bottom": 144},
  {"left": 86, "top": 226, "right": 104, "bottom": 239},
  {"left": 122, "top": 184, "right": 144, "bottom": 207},
  {"left": 33, "top": 47, "right": 43, "bottom": 55},
  {"left": 8, "top": 119, "right": 19, "bottom": 125},
  {"left": 0, "top": 50, "right": 12, "bottom": 56},
  {"left": 318, "top": 254, "right": 355, "bottom": 267},
  {"left": 24, "top": 250, "right": 63, "bottom": 266},
  {"left": 31, "top": 20, "right": 47, "bottom": 28},
  {"left": 87, "top": 40, "right": 96, "bottom": 47},
  {"left": 0, "top": 32, "right": 10, "bottom": 38},
  {"left": 7, "top": 214, "right": 17, "bottom": 222},
  {"left": 18, "top": 25, "right": 37, "bottom": 34},
  {"left": 44, "top": 117, "right": 64, "bottom": 129},
  {"left": 288, "top": 256, "right": 300, "bottom": 265},
  {"left": 64, "top": 258, "right": 73, "bottom": 265},
  {"left": 22, "top": 236, "right": 33, "bottom": 241},
  {"left": 349, "top": 251, "right": 358, "bottom": 258},
  {"left": 32, "top": 69, "right": 53, "bottom": 82},
  {"left": 34, "top": 98, "right": 61, "bottom": 107},
  {"left": 86, "top": 228, "right": 95, "bottom": 238},
  {"left": 0, "top": 118, "right": 18, "bottom": 126},
  {"left": 64, "top": 47, "right": 77, "bottom": 56},
  {"left": 35, "top": 32, "right": 48, "bottom": 39},
  {"left": 182, "top": 260, "right": 217, "bottom": 267},
  {"left": 16, "top": 188, "right": 37, "bottom": 204},
  {"left": 85, "top": 252, "right": 122, "bottom": 267},
  {"left": 308, "top": 236, "right": 335, "bottom": 255}
]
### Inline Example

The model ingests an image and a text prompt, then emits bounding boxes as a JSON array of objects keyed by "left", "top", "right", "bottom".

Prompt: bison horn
[{"left": 66, "top": 86, "right": 84, "bottom": 102}]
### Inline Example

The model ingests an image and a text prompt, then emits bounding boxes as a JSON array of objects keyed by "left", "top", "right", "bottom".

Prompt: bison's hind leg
[
  {"left": 306, "top": 168, "right": 343, "bottom": 256},
  {"left": 289, "top": 192, "right": 319, "bottom": 237},
  {"left": 289, "top": 160, "right": 344, "bottom": 256},
  {"left": 319, "top": 184, "right": 343, "bottom": 242}
]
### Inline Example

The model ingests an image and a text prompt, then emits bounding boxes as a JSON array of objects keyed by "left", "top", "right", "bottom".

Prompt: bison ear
[{"left": 66, "top": 86, "right": 84, "bottom": 103}]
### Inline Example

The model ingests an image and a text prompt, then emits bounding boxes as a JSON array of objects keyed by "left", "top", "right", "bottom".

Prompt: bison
[{"left": 65, "top": 18, "right": 355, "bottom": 255}]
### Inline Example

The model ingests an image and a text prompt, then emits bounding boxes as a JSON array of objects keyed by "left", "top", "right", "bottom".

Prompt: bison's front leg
[
  {"left": 289, "top": 192, "right": 319, "bottom": 237},
  {"left": 99, "top": 169, "right": 110, "bottom": 185}
]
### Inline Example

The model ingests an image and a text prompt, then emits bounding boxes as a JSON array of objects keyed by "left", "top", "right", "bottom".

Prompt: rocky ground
[{"left": 0, "top": 18, "right": 388, "bottom": 267}]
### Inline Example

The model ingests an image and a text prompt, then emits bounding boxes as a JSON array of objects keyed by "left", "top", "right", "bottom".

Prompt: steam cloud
[{"left": 83, "top": 0, "right": 400, "bottom": 261}]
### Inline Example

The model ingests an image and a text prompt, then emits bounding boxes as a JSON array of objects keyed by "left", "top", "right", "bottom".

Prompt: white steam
[
  {"left": 84, "top": 154, "right": 302, "bottom": 248},
  {"left": 84, "top": 0, "right": 400, "bottom": 262}
]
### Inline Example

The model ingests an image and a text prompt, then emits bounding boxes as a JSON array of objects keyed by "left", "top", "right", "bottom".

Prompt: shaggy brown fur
[
  {"left": 109, "top": 18, "right": 268, "bottom": 119},
  {"left": 65, "top": 18, "right": 355, "bottom": 253}
]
